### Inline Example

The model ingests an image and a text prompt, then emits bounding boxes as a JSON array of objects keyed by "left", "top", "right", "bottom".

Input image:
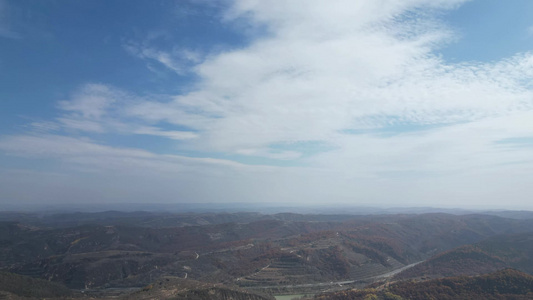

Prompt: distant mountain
[
  {"left": 317, "top": 269, "right": 533, "bottom": 300},
  {"left": 479, "top": 210, "right": 533, "bottom": 220},
  {"left": 0, "top": 211, "right": 372, "bottom": 229}
]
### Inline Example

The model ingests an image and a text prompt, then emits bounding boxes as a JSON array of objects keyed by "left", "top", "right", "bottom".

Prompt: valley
[{"left": 1, "top": 210, "right": 533, "bottom": 299}]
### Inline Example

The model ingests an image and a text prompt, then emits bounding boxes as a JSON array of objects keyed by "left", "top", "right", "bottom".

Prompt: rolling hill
[
  {"left": 317, "top": 269, "right": 533, "bottom": 300},
  {"left": 395, "top": 231, "right": 533, "bottom": 280},
  {"left": 1, "top": 211, "right": 533, "bottom": 297}
]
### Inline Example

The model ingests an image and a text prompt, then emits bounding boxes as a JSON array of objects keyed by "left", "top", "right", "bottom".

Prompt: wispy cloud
[
  {"left": 58, "top": 84, "right": 120, "bottom": 119},
  {"left": 37, "top": 83, "right": 199, "bottom": 141},
  {"left": 0, "top": 134, "right": 307, "bottom": 204},
  {"left": 133, "top": 126, "right": 198, "bottom": 140},
  {"left": 124, "top": 40, "right": 203, "bottom": 75}
]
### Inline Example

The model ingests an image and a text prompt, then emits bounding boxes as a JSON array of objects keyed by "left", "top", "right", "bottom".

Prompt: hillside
[
  {"left": 1, "top": 212, "right": 533, "bottom": 296},
  {"left": 0, "top": 271, "right": 74, "bottom": 298},
  {"left": 0, "top": 272, "right": 273, "bottom": 300},
  {"left": 317, "top": 269, "right": 533, "bottom": 300},
  {"left": 395, "top": 231, "right": 533, "bottom": 280},
  {"left": 125, "top": 277, "right": 274, "bottom": 300}
]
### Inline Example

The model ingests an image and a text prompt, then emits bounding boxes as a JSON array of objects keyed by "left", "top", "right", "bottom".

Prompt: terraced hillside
[{"left": 1, "top": 211, "right": 533, "bottom": 296}]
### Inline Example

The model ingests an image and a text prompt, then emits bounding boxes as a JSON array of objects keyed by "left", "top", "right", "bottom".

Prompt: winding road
[{"left": 246, "top": 261, "right": 424, "bottom": 290}]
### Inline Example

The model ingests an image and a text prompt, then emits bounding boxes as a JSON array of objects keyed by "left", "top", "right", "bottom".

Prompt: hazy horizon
[
  {"left": 1, "top": 201, "right": 531, "bottom": 214},
  {"left": 1, "top": 0, "right": 533, "bottom": 209}
]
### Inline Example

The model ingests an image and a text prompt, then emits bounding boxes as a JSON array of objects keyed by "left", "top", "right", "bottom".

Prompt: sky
[{"left": 1, "top": 0, "right": 533, "bottom": 209}]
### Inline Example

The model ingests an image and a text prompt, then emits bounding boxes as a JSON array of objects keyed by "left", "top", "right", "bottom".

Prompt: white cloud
[
  {"left": 2, "top": 0, "right": 533, "bottom": 207},
  {"left": 124, "top": 0, "right": 533, "bottom": 155}
]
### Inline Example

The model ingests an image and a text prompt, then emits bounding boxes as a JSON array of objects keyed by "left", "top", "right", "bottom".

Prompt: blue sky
[{"left": 1, "top": 0, "right": 533, "bottom": 209}]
